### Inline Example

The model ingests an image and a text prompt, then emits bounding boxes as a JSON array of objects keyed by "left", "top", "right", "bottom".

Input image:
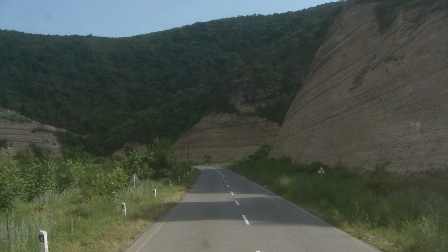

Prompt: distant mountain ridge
[{"left": 0, "top": 2, "right": 343, "bottom": 155}]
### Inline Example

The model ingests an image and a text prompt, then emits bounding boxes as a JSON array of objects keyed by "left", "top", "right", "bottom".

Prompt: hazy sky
[{"left": 0, "top": 0, "right": 335, "bottom": 38}]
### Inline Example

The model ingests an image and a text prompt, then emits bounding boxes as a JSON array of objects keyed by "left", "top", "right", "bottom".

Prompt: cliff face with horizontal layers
[
  {"left": 270, "top": 4, "right": 448, "bottom": 172},
  {"left": 174, "top": 113, "right": 279, "bottom": 163},
  {"left": 0, "top": 107, "right": 62, "bottom": 157}
]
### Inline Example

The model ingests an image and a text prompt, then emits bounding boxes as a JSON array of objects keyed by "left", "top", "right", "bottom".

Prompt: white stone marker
[
  {"left": 39, "top": 230, "right": 48, "bottom": 252},
  {"left": 121, "top": 202, "right": 126, "bottom": 216}
]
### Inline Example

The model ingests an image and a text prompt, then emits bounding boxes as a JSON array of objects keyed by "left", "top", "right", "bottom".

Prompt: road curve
[{"left": 126, "top": 166, "right": 379, "bottom": 252}]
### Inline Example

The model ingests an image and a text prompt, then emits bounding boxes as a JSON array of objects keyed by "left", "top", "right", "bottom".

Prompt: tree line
[
  {"left": 1, "top": 0, "right": 443, "bottom": 155},
  {"left": 0, "top": 2, "right": 344, "bottom": 155}
]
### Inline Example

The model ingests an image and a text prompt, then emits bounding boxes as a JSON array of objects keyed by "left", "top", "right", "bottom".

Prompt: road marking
[
  {"left": 231, "top": 191, "right": 234, "bottom": 195},
  {"left": 134, "top": 203, "right": 182, "bottom": 252},
  {"left": 242, "top": 215, "right": 250, "bottom": 225},
  {"left": 212, "top": 168, "right": 225, "bottom": 179},
  {"left": 227, "top": 185, "right": 230, "bottom": 188},
  {"left": 235, "top": 201, "right": 239, "bottom": 206}
]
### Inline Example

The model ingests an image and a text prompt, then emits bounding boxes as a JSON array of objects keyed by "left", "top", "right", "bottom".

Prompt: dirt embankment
[
  {"left": 270, "top": 4, "right": 448, "bottom": 172},
  {"left": 0, "top": 107, "right": 63, "bottom": 157},
  {"left": 174, "top": 113, "right": 279, "bottom": 163}
]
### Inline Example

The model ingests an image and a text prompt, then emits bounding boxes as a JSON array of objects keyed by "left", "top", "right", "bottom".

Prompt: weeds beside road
[
  {"left": 228, "top": 159, "right": 448, "bottom": 252},
  {"left": 0, "top": 169, "right": 199, "bottom": 252}
]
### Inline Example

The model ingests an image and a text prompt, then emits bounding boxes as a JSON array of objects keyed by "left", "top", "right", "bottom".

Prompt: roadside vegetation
[
  {"left": 0, "top": 138, "right": 198, "bottom": 252},
  {"left": 228, "top": 143, "right": 448, "bottom": 252}
]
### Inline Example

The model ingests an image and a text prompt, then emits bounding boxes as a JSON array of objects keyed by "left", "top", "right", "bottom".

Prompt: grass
[
  {"left": 0, "top": 168, "right": 200, "bottom": 252},
  {"left": 228, "top": 159, "right": 448, "bottom": 252}
]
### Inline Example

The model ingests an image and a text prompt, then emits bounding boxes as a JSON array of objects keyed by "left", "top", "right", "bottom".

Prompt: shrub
[
  {"left": 19, "top": 159, "right": 57, "bottom": 201},
  {"left": 248, "top": 141, "right": 274, "bottom": 160},
  {"left": 14, "top": 147, "right": 35, "bottom": 165},
  {"left": 148, "top": 137, "right": 176, "bottom": 179},
  {"left": 0, "top": 152, "right": 20, "bottom": 213},
  {"left": 0, "top": 139, "right": 8, "bottom": 149}
]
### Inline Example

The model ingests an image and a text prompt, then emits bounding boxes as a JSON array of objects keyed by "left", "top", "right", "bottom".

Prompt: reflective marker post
[
  {"left": 153, "top": 189, "right": 157, "bottom": 198},
  {"left": 39, "top": 230, "right": 48, "bottom": 252},
  {"left": 121, "top": 203, "right": 126, "bottom": 217}
]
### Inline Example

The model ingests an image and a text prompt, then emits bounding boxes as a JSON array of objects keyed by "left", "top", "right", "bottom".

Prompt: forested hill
[{"left": 0, "top": 2, "right": 343, "bottom": 155}]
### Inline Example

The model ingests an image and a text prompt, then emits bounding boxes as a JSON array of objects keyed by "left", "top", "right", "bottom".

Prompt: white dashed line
[
  {"left": 212, "top": 168, "right": 225, "bottom": 179},
  {"left": 231, "top": 191, "right": 234, "bottom": 195},
  {"left": 242, "top": 215, "right": 250, "bottom": 225},
  {"left": 227, "top": 185, "right": 230, "bottom": 188},
  {"left": 235, "top": 201, "right": 239, "bottom": 206}
]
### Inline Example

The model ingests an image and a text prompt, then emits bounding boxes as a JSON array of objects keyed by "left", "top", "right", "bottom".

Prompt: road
[{"left": 126, "top": 166, "right": 378, "bottom": 252}]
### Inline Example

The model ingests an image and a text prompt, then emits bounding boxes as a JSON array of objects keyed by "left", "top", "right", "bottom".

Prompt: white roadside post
[
  {"left": 153, "top": 189, "right": 157, "bottom": 198},
  {"left": 169, "top": 180, "right": 172, "bottom": 187},
  {"left": 121, "top": 203, "right": 126, "bottom": 217},
  {"left": 178, "top": 176, "right": 180, "bottom": 182},
  {"left": 39, "top": 230, "right": 48, "bottom": 252}
]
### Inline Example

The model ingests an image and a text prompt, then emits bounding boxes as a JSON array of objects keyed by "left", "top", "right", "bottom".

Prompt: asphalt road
[{"left": 126, "top": 166, "right": 379, "bottom": 252}]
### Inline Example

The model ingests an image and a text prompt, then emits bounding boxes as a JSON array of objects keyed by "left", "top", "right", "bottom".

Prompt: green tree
[
  {"left": 148, "top": 137, "right": 177, "bottom": 178},
  {"left": 117, "top": 149, "right": 154, "bottom": 180},
  {"left": 19, "top": 157, "right": 57, "bottom": 201},
  {"left": 0, "top": 148, "right": 21, "bottom": 250}
]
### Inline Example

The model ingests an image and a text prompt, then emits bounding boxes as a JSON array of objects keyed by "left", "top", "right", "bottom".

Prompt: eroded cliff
[
  {"left": 0, "top": 107, "right": 62, "bottom": 157},
  {"left": 271, "top": 4, "right": 448, "bottom": 172},
  {"left": 174, "top": 113, "right": 279, "bottom": 163}
]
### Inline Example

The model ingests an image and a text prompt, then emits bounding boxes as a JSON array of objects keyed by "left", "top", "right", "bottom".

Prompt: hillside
[
  {"left": 0, "top": 107, "right": 62, "bottom": 157},
  {"left": 0, "top": 3, "right": 342, "bottom": 155},
  {"left": 270, "top": 2, "right": 448, "bottom": 172}
]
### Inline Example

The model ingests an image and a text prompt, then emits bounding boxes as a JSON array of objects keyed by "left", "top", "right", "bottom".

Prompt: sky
[{"left": 0, "top": 0, "right": 335, "bottom": 38}]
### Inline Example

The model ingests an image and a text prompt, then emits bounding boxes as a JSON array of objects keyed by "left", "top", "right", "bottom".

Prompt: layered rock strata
[
  {"left": 174, "top": 113, "right": 279, "bottom": 163},
  {"left": 0, "top": 107, "right": 62, "bottom": 157},
  {"left": 271, "top": 4, "right": 448, "bottom": 172}
]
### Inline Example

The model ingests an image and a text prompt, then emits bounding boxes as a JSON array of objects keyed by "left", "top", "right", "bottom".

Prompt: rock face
[
  {"left": 270, "top": 4, "right": 448, "bottom": 172},
  {"left": 0, "top": 107, "right": 63, "bottom": 157},
  {"left": 174, "top": 113, "right": 279, "bottom": 163}
]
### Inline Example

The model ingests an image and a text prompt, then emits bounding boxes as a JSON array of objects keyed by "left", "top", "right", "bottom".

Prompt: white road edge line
[
  {"left": 135, "top": 203, "right": 182, "bottom": 252},
  {"left": 242, "top": 215, "right": 250, "bottom": 225},
  {"left": 212, "top": 168, "right": 225, "bottom": 179},
  {"left": 235, "top": 201, "right": 239, "bottom": 206}
]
